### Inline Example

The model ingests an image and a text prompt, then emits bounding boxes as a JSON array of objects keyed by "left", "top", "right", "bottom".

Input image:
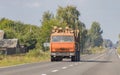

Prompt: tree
[
  {"left": 41, "top": 11, "right": 53, "bottom": 24},
  {"left": 89, "top": 21, "right": 103, "bottom": 47},
  {"left": 119, "top": 34, "right": 120, "bottom": 40},
  {"left": 56, "top": 5, "right": 80, "bottom": 29},
  {"left": 0, "top": 18, "right": 17, "bottom": 39},
  {"left": 0, "top": 18, "right": 41, "bottom": 50},
  {"left": 117, "top": 34, "right": 120, "bottom": 48},
  {"left": 103, "top": 39, "right": 113, "bottom": 48},
  {"left": 78, "top": 22, "right": 88, "bottom": 52}
]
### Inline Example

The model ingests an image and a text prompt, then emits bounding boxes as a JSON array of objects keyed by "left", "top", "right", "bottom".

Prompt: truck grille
[{"left": 56, "top": 48, "right": 69, "bottom": 51}]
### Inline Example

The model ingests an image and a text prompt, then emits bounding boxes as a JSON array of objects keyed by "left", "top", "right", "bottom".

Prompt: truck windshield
[{"left": 51, "top": 36, "right": 74, "bottom": 42}]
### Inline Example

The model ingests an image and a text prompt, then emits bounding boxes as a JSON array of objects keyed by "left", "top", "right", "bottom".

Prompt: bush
[
  {"left": 117, "top": 48, "right": 120, "bottom": 54},
  {"left": 0, "top": 54, "right": 4, "bottom": 60},
  {"left": 26, "top": 49, "right": 44, "bottom": 57},
  {"left": 89, "top": 47, "right": 105, "bottom": 54}
]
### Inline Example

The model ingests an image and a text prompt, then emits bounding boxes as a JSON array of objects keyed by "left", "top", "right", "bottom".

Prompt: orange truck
[{"left": 50, "top": 26, "right": 80, "bottom": 61}]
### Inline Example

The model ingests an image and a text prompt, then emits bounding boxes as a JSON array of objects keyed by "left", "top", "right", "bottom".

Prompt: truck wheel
[
  {"left": 56, "top": 56, "right": 62, "bottom": 61},
  {"left": 71, "top": 56, "right": 75, "bottom": 61},
  {"left": 51, "top": 56, "right": 55, "bottom": 62},
  {"left": 76, "top": 51, "right": 80, "bottom": 61},
  {"left": 71, "top": 52, "right": 80, "bottom": 62},
  {"left": 58, "top": 58, "right": 63, "bottom": 61}
]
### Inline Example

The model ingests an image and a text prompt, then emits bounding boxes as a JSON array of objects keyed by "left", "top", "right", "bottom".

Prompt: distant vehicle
[{"left": 50, "top": 26, "right": 80, "bottom": 61}]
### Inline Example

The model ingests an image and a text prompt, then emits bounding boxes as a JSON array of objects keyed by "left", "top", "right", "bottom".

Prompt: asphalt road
[{"left": 0, "top": 49, "right": 120, "bottom": 75}]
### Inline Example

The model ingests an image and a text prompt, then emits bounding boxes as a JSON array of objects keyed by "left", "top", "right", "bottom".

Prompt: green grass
[
  {"left": 0, "top": 49, "right": 50, "bottom": 67},
  {"left": 89, "top": 47, "right": 106, "bottom": 54},
  {"left": 117, "top": 48, "right": 120, "bottom": 54}
]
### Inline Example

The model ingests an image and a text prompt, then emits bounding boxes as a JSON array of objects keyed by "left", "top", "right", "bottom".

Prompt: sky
[{"left": 0, "top": 0, "right": 120, "bottom": 43}]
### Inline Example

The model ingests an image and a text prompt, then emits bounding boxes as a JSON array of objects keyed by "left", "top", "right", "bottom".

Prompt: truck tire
[
  {"left": 72, "top": 51, "right": 80, "bottom": 62},
  {"left": 76, "top": 51, "right": 80, "bottom": 61},
  {"left": 56, "top": 56, "right": 63, "bottom": 61},
  {"left": 51, "top": 56, "right": 55, "bottom": 62},
  {"left": 75, "top": 43, "right": 80, "bottom": 61},
  {"left": 51, "top": 56, "right": 63, "bottom": 61},
  {"left": 71, "top": 56, "right": 75, "bottom": 61}
]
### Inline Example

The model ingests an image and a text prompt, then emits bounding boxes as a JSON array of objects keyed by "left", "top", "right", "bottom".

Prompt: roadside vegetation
[
  {"left": 89, "top": 47, "right": 106, "bottom": 54},
  {"left": 0, "top": 5, "right": 108, "bottom": 67},
  {"left": 0, "top": 50, "right": 50, "bottom": 67},
  {"left": 116, "top": 34, "right": 120, "bottom": 54},
  {"left": 117, "top": 47, "right": 120, "bottom": 54}
]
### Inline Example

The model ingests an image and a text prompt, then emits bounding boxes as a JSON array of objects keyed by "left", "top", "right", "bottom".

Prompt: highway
[{"left": 0, "top": 49, "right": 120, "bottom": 75}]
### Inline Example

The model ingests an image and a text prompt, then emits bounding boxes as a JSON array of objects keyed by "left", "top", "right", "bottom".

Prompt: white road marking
[
  {"left": 69, "top": 65, "right": 73, "bottom": 66},
  {"left": 41, "top": 74, "right": 47, "bottom": 75},
  {"left": 62, "top": 67, "right": 67, "bottom": 69},
  {"left": 51, "top": 70, "right": 58, "bottom": 72}
]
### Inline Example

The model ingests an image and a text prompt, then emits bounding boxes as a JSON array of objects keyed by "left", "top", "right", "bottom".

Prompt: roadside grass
[
  {"left": 117, "top": 48, "right": 120, "bottom": 54},
  {"left": 89, "top": 47, "right": 106, "bottom": 54},
  {"left": 0, "top": 49, "right": 50, "bottom": 67}
]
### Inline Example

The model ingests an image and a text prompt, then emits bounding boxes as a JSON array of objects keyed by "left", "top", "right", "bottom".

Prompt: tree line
[{"left": 0, "top": 5, "right": 104, "bottom": 53}]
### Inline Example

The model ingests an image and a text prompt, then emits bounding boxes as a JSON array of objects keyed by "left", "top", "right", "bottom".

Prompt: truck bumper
[{"left": 51, "top": 52, "right": 75, "bottom": 57}]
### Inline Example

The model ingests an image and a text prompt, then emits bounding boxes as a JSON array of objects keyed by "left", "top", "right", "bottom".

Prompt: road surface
[{"left": 0, "top": 49, "right": 120, "bottom": 75}]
